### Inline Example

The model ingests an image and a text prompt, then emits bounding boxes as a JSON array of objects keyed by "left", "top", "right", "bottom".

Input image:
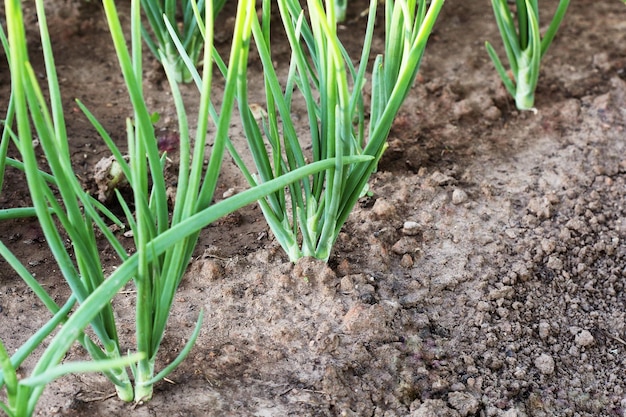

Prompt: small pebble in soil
[
  {"left": 372, "top": 198, "right": 396, "bottom": 218},
  {"left": 392, "top": 237, "right": 418, "bottom": 255},
  {"left": 198, "top": 259, "right": 223, "bottom": 281},
  {"left": 410, "top": 398, "right": 459, "bottom": 417},
  {"left": 447, "top": 391, "right": 480, "bottom": 416},
  {"left": 402, "top": 221, "right": 421, "bottom": 236},
  {"left": 429, "top": 171, "right": 456, "bottom": 186},
  {"left": 540, "top": 238, "right": 557, "bottom": 254},
  {"left": 452, "top": 189, "right": 468, "bottom": 205},
  {"left": 592, "top": 52, "right": 612, "bottom": 71},
  {"left": 340, "top": 275, "right": 354, "bottom": 292},
  {"left": 222, "top": 187, "right": 236, "bottom": 198},
  {"left": 526, "top": 196, "right": 552, "bottom": 219},
  {"left": 546, "top": 255, "right": 563, "bottom": 271},
  {"left": 400, "top": 254, "right": 414, "bottom": 268},
  {"left": 534, "top": 353, "right": 555, "bottom": 375},
  {"left": 575, "top": 329, "right": 595, "bottom": 347}
]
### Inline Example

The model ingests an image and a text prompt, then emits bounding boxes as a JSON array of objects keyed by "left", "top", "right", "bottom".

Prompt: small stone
[
  {"left": 575, "top": 330, "right": 595, "bottom": 347},
  {"left": 452, "top": 189, "right": 468, "bottom": 205},
  {"left": 410, "top": 399, "right": 461, "bottom": 417},
  {"left": 565, "top": 217, "right": 589, "bottom": 234},
  {"left": 340, "top": 275, "right": 355, "bottom": 292},
  {"left": 342, "top": 304, "right": 366, "bottom": 331},
  {"left": 447, "top": 392, "right": 479, "bottom": 416},
  {"left": 222, "top": 187, "right": 236, "bottom": 198},
  {"left": 476, "top": 301, "right": 491, "bottom": 311},
  {"left": 511, "top": 261, "right": 531, "bottom": 281},
  {"left": 527, "top": 197, "right": 551, "bottom": 219},
  {"left": 429, "top": 171, "right": 456, "bottom": 186},
  {"left": 392, "top": 237, "right": 418, "bottom": 255},
  {"left": 592, "top": 52, "right": 611, "bottom": 71},
  {"left": 534, "top": 353, "right": 555, "bottom": 375},
  {"left": 418, "top": 211, "right": 435, "bottom": 224},
  {"left": 372, "top": 199, "right": 396, "bottom": 218},
  {"left": 400, "top": 254, "right": 414, "bottom": 268},
  {"left": 488, "top": 286, "right": 514, "bottom": 301},
  {"left": 198, "top": 260, "right": 223, "bottom": 281},
  {"left": 568, "top": 326, "right": 582, "bottom": 336},
  {"left": 403, "top": 221, "right": 421, "bottom": 236},
  {"left": 546, "top": 255, "right": 563, "bottom": 271},
  {"left": 540, "top": 238, "right": 556, "bottom": 254},
  {"left": 431, "top": 376, "right": 449, "bottom": 392}
]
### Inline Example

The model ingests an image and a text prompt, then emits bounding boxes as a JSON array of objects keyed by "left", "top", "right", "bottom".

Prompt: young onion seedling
[
  {"left": 3, "top": 0, "right": 365, "bottom": 405},
  {"left": 140, "top": 0, "right": 226, "bottom": 83},
  {"left": 485, "top": 0, "right": 570, "bottom": 111},
  {"left": 0, "top": 26, "right": 10, "bottom": 196},
  {"left": 0, "top": 292, "right": 143, "bottom": 417},
  {"left": 336, "top": 0, "right": 348, "bottom": 22},
  {"left": 5, "top": 0, "right": 138, "bottom": 400},
  {"left": 228, "top": 0, "right": 443, "bottom": 261}
]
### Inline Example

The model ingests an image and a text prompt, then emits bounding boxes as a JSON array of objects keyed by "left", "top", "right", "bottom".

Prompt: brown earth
[{"left": 2, "top": 0, "right": 626, "bottom": 416}]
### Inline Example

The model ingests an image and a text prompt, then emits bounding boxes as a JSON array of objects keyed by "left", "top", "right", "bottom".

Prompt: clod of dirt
[
  {"left": 574, "top": 329, "right": 595, "bottom": 347},
  {"left": 392, "top": 236, "right": 419, "bottom": 255},
  {"left": 410, "top": 398, "right": 460, "bottom": 417},
  {"left": 372, "top": 198, "right": 397, "bottom": 218},
  {"left": 447, "top": 391, "right": 480, "bottom": 416},
  {"left": 534, "top": 353, "right": 556, "bottom": 375},
  {"left": 293, "top": 257, "right": 338, "bottom": 294}
]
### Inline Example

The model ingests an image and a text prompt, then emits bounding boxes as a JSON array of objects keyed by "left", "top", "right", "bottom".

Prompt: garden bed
[{"left": 1, "top": 0, "right": 626, "bottom": 415}]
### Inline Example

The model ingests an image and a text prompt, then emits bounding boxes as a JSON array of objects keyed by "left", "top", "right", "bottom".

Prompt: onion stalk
[
  {"left": 485, "top": 0, "right": 570, "bottom": 111},
  {"left": 1, "top": 0, "right": 363, "bottom": 409}
]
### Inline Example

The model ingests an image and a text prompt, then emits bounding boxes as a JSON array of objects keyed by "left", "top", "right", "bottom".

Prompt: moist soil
[{"left": 2, "top": 0, "right": 626, "bottom": 416}]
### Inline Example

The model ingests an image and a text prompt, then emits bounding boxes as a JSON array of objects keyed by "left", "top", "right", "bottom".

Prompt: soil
[{"left": 2, "top": 0, "right": 626, "bottom": 416}]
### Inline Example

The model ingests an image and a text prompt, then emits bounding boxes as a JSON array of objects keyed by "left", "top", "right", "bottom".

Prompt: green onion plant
[
  {"left": 3, "top": 26, "right": 143, "bottom": 413},
  {"left": 485, "top": 0, "right": 570, "bottom": 111},
  {"left": 223, "top": 0, "right": 443, "bottom": 261},
  {"left": 140, "top": 0, "right": 226, "bottom": 83},
  {"left": 335, "top": 0, "right": 347, "bottom": 22},
  {"left": 3, "top": 0, "right": 362, "bottom": 406},
  {"left": 0, "top": 292, "right": 143, "bottom": 417},
  {"left": 0, "top": 94, "right": 11, "bottom": 196},
  {"left": 0, "top": 24, "right": 11, "bottom": 196}
]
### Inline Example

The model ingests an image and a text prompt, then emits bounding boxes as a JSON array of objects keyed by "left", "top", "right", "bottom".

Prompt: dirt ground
[{"left": 2, "top": 0, "right": 626, "bottom": 416}]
